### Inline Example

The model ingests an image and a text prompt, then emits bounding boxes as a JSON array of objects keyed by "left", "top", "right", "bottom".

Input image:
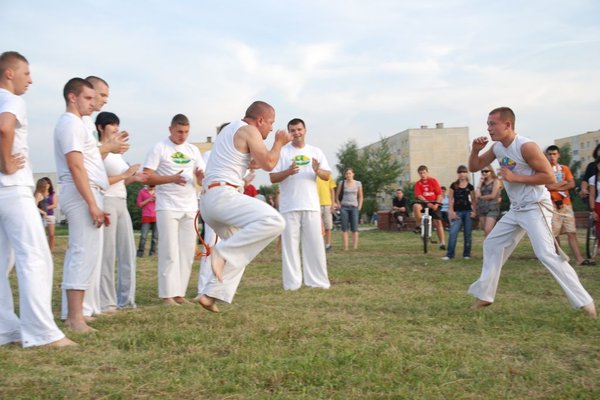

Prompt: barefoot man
[
  {"left": 198, "top": 101, "right": 291, "bottom": 312},
  {"left": 0, "top": 51, "right": 75, "bottom": 347},
  {"left": 54, "top": 78, "right": 110, "bottom": 333},
  {"left": 468, "top": 107, "right": 596, "bottom": 318}
]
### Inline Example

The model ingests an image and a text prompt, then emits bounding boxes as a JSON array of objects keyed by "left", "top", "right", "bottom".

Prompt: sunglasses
[{"left": 481, "top": 170, "right": 490, "bottom": 173}]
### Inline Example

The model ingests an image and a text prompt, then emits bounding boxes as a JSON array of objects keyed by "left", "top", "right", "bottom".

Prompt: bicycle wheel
[
  {"left": 422, "top": 220, "right": 430, "bottom": 253},
  {"left": 586, "top": 216, "right": 598, "bottom": 260}
]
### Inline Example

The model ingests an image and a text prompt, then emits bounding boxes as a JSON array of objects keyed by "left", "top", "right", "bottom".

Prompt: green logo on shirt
[
  {"left": 171, "top": 152, "right": 191, "bottom": 165},
  {"left": 292, "top": 155, "right": 310, "bottom": 166}
]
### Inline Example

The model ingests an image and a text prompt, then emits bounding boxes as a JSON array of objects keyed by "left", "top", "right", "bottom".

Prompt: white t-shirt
[
  {"left": 0, "top": 88, "right": 34, "bottom": 188},
  {"left": 104, "top": 153, "right": 129, "bottom": 198},
  {"left": 272, "top": 143, "right": 331, "bottom": 213},
  {"left": 54, "top": 112, "right": 109, "bottom": 190},
  {"left": 587, "top": 175, "right": 600, "bottom": 203},
  {"left": 144, "top": 137, "right": 204, "bottom": 212},
  {"left": 82, "top": 115, "right": 98, "bottom": 141}
]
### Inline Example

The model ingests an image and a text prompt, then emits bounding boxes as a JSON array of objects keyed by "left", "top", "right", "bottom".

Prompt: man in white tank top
[
  {"left": 468, "top": 107, "right": 596, "bottom": 318},
  {"left": 197, "top": 101, "right": 291, "bottom": 312}
]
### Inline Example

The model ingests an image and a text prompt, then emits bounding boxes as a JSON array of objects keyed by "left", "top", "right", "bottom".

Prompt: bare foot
[
  {"left": 162, "top": 298, "right": 180, "bottom": 306},
  {"left": 471, "top": 299, "right": 493, "bottom": 310},
  {"left": 198, "top": 294, "right": 220, "bottom": 313},
  {"left": 174, "top": 296, "right": 192, "bottom": 305},
  {"left": 582, "top": 303, "right": 597, "bottom": 319},
  {"left": 64, "top": 319, "right": 97, "bottom": 333},
  {"left": 44, "top": 337, "right": 79, "bottom": 348},
  {"left": 211, "top": 249, "right": 225, "bottom": 283}
]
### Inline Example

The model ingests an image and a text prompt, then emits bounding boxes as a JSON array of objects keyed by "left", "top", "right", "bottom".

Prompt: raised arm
[
  {"left": 468, "top": 137, "right": 496, "bottom": 173},
  {"left": 241, "top": 126, "right": 291, "bottom": 172}
]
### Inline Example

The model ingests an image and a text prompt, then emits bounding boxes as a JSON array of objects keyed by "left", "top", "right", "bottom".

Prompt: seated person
[
  {"left": 412, "top": 165, "right": 446, "bottom": 250},
  {"left": 391, "top": 188, "right": 409, "bottom": 228}
]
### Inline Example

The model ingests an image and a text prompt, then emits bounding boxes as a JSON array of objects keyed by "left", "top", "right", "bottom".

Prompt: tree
[
  {"left": 126, "top": 181, "right": 144, "bottom": 230},
  {"left": 336, "top": 138, "right": 403, "bottom": 219}
]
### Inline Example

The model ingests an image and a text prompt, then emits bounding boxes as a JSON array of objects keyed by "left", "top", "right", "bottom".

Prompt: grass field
[{"left": 1, "top": 228, "right": 598, "bottom": 399}]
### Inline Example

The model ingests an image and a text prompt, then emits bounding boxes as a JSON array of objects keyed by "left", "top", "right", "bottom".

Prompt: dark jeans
[
  {"left": 341, "top": 206, "right": 359, "bottom": 232},
  {"left": 446, "top": 210, "right": 472, "bottom": 258},
  {"left": 137, "top": 221, "right": 158, "bottom": 256}
]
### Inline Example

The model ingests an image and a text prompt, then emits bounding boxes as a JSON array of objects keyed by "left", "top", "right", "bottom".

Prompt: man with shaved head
[{"left": 197, "top": 101, "right": 291, "bottom": 312}]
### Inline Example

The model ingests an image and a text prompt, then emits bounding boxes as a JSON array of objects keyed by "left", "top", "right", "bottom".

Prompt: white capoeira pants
[
  {"left": 100, "top": 196, "right": 136, "bottom": 310},
  {"left": 156, "top": 210, "right": 196, "bottom": 298},
  {"left": 199, "top": 186, "right": 285, "bottom": 303},
  {"left": 197, "top": 220, "right": 217, "bottom": 295},
  {"left": 60, "top": 184, "right": 104, "bottom": 319},
  {"left": 468, "top": 203, "right": 594, "bottom": 309},
  {"left": 281, "top": 211, "right": 330, "bottom": 290},
  {"left": 0, "top": 186, "right": 65, "bottom": 347}
]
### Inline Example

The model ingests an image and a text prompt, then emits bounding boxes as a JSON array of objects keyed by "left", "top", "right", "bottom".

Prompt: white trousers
[
  {"left": 100, "top": 196, "right": 136, "bottom": 310},
  {"left": 59, "top": 184, "right": 104, "bottom": 319},
  {"left": 199, "top": 186, "right": 285, "bottom": 303},
  {"left": 197, "top": 220, "right": 217, "bottom": 295},
  {"left": 156, "top": 210, "right": 196, "bottom": 298},
  {"left": 281, "top": 211, "right": 330, "bottom": 290},
  {"left": 468, "top": 203, "right": 594, "bottom": 308},
  {"left": 0, "top": 186, "right": 65, "bottom": 347}
]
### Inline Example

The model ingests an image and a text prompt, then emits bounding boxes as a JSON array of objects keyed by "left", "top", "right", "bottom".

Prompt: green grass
[{"left": 1, "top": 228, "right": 598, "bottom": 399}]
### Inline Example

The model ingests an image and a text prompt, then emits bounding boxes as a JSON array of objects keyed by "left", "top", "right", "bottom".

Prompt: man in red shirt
[
  {"left": 412, "top": 165, "right": 446, "bottom": 250},
  {"left": 545, "top": 145, "right": 591, "bottom": 265}
]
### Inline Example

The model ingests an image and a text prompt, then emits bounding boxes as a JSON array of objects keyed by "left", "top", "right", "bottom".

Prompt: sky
[{"left": 2, "top": 0, "right": 600, "bottom": 186}]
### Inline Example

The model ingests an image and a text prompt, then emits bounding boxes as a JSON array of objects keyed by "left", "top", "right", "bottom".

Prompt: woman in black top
[{"left": 442, "top": 165, "right": 477, "bottom": 260}]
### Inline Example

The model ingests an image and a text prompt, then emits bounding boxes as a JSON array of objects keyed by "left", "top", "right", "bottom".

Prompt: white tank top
[
  {"left": 203, "top": 120, "right": 251, "bottom": 187},
  {"left": 493, "top": 135, "right": 550, "bottom": 210}
]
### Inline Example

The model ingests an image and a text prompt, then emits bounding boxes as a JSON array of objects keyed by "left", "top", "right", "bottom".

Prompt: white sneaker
[
  {"left": 441, "top": 256, "right": 451, "bottom": 260},
  {"left": 464, "top": 256, "right": 471, "bottom": 260}
]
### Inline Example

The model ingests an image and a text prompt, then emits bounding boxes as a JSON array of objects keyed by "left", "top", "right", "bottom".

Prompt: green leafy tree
[
  {"left": 336, "top": 138, "right": 403, "bottom": 219},
  {"left": 126, "top": 181, "right": 144, "bottom": 230}
]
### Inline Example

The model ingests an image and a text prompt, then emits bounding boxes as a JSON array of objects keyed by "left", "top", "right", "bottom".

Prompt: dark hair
[
  {"left": 592, "top": 144, "right": 600, "bottom": 160},
  {"left": 545, "top": 145, "right": 560, "bottom": 154},
  {"left": 42, "top": 176, "right": 54, "bottom": 195},
  {"left": 489, "top": 107, "right": 516, "bottom": 129},
  {"left": 171, "top": 114, "right": 189, "bottom": 126},
  {"left": 287, "top": 118, "right": 305, "bottom": 130},
  {"left": 95, "top": 112, "right": 120, "bottom": 140},
  {"left": 0, "top": 51, "right": 28, "bottom": 76},
  {"left": 63, "top": 78, "right": 93, "bottom": 103},
  {"left": 417, "top": 165, "right": 428, "bottom": 172},
  {"left": 244, "top": 101, "right": 274, "bottom": 120},
  {"left": 456, "top": 165, "right": 468, "bottom": 173}
]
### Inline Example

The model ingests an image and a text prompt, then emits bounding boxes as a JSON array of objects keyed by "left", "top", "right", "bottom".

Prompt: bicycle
[
  {"left": 421, "top": 207, "right": 433, "bottom": 253},
  {"left": 586, "top": 213, "right": 598, "bottom": 260}
]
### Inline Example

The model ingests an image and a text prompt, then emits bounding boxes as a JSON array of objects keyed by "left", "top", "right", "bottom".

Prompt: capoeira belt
[{"left": 207, "top": 182, "right": 239, "bottom": 190}]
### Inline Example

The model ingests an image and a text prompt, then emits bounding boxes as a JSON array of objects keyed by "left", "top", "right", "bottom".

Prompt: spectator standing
[
  {"left": 475, "top": 165, "right": 501, "bottom": 237},
  {"left": 136, "top": 185, "right": 158, "bottom": 257},
  {"left": 545, "top": 145, "right": 591, "bottom": 265},
  {"left": 442, "top": 165, "right": 476, "bottom": 260},
  {"left": 317, "top": 176, "right": 336, "bottom": 249},
  {"left": 335, "top": 167, "right": 363, "bottom": 251}
]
